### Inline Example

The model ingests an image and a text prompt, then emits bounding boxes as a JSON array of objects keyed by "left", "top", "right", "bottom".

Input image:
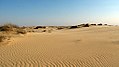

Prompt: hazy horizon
[{"left": 0, "top": 0, "right": 119, "bottom": 26}]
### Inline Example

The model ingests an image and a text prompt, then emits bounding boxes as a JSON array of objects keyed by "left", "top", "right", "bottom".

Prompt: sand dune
[{"left": 0, "top": 26, "right": 119, "bottom": 67}]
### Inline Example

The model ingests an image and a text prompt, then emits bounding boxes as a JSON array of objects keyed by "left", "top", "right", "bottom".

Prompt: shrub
[
  {"left": 83, "top": 24, "right": 89, "bottom": 27},
  {"left": 0, "top": 26, "right": 13, "bottom": 31},
  {"left": 104, "top": 24, "right": 107, "bottom": 25},
  {"left": 69, "top": 26, "right": 78, "bottom": 29},
  {"left": 34, "top": 26, "right": 46, "bottom": 29},
  {"left": 90, "top": 24, "right": 96, "bottom": 26},
  {"left": 98, "top": 23, "right": 103, "bottom": 26},
  {"left": 4, "top": 23, "right": 19, "bottom": 28},
  {"left": 17, "top": 29, "right": 27, "bottom": 34},
  {"left": 0, "top": 23, "right": 19, "bottom": 31},
  {"left": 42, "top": 30, "right": 46, "bottom": 32},
  {"left": 57, "top": 27, "right": 64, "bottom": 30}
]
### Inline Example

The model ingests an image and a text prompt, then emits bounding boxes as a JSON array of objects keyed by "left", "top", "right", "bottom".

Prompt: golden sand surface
[{"left": 0, "top": 26, "right": 119, "bottom": 67}]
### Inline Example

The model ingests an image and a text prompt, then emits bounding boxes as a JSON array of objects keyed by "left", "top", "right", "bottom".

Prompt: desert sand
[{"left": 0, "top": 26, "right": 119, "bottom": 67}]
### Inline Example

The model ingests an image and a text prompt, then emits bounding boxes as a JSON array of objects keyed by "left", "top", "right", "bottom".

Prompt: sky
[{"left": 0, "top": 0, "right": 119, "bottom": 26}]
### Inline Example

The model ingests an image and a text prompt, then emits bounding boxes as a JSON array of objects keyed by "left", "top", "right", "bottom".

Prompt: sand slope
[{"left": 0, "top": 26, "right": 119, "bottom": 67}]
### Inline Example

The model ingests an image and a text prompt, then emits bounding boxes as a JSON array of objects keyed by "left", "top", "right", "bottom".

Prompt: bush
[
  {"left": 4, "top": 23, "right": 19, "bottom": 28},
  {"left": 104, "top": 24, "right": 107, "bottom": 25},
  {"left": 57, "top": 27, "right": 64, "bottom": 30},
  {"left": 90, "top": 24, "right": 96, "bottom": 26},
  {"left": 83, "top": 24, "right": 89, "bottom": 27},
  {"left": 0, "top": 23, "right": 27, "bottom": 34},
  {"left": 0, "top": 23, "right": 19, "bottom": 31},
  {"left": 98, "top": 23, "right": 103, "bottom": 26},
  {"left": 42, "top": 30, "right": 46, "bottom": 32},
  {"left": 69, "top": 26, "right": 78, "bottom": 29},
  {"left": 17, "top": 29, "right": 27, "bottom": 34},
  {"left": 0, "top": 26, "right": 13, "bottom": 31},
  {"left": 34, "top": 26, "right": 46, "bottom": 29}
]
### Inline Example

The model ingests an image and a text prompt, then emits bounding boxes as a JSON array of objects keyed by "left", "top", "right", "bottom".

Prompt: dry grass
[
  {"left": 0, "top": 23, "right": 27, "bottom": 44},
  {"left": 0, "top": 23, "right": 27, "bottom": 34},
  {"left": 16, "top": 29, "right": 27, "bottom": 34},
  {"left": 0, "top": 23, "right": 19, "bottom": 31}
]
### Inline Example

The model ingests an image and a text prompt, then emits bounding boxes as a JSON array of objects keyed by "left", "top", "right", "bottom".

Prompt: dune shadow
[{"left": 112, "top": 40, "right": 119, "bottom": 44}]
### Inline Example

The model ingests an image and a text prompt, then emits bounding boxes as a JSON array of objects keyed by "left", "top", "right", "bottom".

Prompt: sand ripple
[{"left": 0, "top": 26, "right": 119, "bottom": 67}]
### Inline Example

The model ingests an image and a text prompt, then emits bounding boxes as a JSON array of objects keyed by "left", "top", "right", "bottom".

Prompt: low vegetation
[
  {"left": 0, "top": 23, "right": 27, "bottom": 34},
  {"left": 16, "top": 29, "right": 27, "bottom": 34},
  {"left": 0, "top": 23, "right": 27, "bottom": 43},
  {"left": 69, "top": 26, "right": 78, "bottom": 29}
]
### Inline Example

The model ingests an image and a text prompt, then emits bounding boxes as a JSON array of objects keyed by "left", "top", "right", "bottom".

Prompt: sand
[{"left": 0, "top": 26, "right": 119, "bottom": 67}]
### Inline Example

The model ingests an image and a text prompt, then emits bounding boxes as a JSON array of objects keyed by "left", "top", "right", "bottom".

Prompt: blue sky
[{"left": 0, "top": 0, "right": 119, "bottom": 26}]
